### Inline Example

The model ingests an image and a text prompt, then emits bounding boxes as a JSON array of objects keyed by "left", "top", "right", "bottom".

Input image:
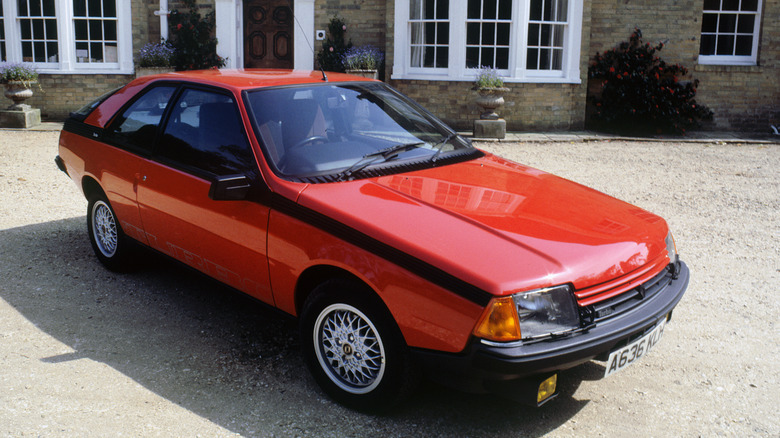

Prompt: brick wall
[
  {"left": 588, "top": 0, "right": 779, "bottom": 132},
  {"left": 27, "top": 75, "right": 133, "bottom": 120}
]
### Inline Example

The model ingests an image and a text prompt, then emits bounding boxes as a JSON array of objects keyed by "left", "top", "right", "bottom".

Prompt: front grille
[{"left": 579, "top": 261, "right": 678, "bottom": 325}]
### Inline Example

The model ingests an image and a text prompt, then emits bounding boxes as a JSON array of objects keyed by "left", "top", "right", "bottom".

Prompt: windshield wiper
[
  {"left": 430, "top": 133, "right": 457, "bottom": 163},
  {"left": 335, "top": 141, "right": 424, "bottom": 181}
]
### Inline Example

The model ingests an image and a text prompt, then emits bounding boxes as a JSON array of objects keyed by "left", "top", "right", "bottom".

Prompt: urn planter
[{"left": 474, "top": 87, "right": 510, "bottom": 120}]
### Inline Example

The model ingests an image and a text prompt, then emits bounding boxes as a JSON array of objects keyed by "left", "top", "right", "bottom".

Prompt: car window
[
  {"left": 158, "top": 88, "right": 255, "bottom": 176},
  {"left": 246, "top": 82, "right": 472, "bottom": 179},
  {"left": 107, "top": 85, "right": 177, "bottom": 154}
]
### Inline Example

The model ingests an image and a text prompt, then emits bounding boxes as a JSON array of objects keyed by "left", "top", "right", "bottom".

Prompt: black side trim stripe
[
  {"left": 267, "top": 193, "right": 493, "bottom": 307},
  {"left": 63, "top": 118, "right": 103, "bottom": 141}
]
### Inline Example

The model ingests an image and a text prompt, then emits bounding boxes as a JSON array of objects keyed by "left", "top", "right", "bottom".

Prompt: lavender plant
[
  {"left": 342, "top": 46, "right": 384, "bottom": 71},
  {"left": 0, "top": 63, "right": 39, "bottom": 88},
  {"left": 473, "top": 66, "right": 504, "bottom": 89},
  {"left": 138, "top": 41, "right": 176, "bottom": 68}
]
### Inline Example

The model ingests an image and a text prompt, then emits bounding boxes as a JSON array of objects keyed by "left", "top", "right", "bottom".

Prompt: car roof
[
  {"left": 83, "top": 69, "right": 376, "bottom": 127},
  {"left": 134, "top": 69, "right": 375, "bottom": 91}
]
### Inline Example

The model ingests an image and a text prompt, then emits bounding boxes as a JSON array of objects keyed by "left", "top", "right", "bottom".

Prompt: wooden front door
[{"left": 244, "top": 0, "right": 294, "bottom": 69}]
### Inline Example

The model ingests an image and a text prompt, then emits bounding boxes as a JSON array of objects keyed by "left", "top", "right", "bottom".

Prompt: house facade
[{"left": 3, "top": 0, "right": 777, "bottom": 132}]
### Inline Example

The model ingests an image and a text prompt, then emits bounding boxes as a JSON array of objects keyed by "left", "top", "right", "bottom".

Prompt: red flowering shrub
[
  {"left": 169, "top": 0, "right": 225, "bottom": 71},
  {"left": 588, "top": 28, "right": 712, "bottom": 135},
  {"left": 316, "top": 15, "right": 352, "bottom": 72}
]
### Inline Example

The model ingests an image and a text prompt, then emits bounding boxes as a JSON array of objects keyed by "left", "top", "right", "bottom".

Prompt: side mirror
[{"left": 209, "top": 174, "right": 252, "bottom": 201}]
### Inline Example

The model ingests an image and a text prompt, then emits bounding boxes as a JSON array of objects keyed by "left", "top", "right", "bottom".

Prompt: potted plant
[
  {"left": 136, "top": 40, "right": 176, "bottom": 77},
  {"left": 342, "top": 45, "right": 384, "bottom": 79},
  {"left": 472, "top": 66, "right": 510, "bottom": 120},
  {"left": 0, "top": 63, "right": 40, "bottom": 110}
]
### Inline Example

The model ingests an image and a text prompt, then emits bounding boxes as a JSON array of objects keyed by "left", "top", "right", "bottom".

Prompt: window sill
[
  {"left": 695, "top": 64, "right": 762, "bottom": 73},
  {"left": 391, "top": 72, "right": 581, "bottom": 85}
]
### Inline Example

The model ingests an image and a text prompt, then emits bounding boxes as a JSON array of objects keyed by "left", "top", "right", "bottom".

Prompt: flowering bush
[
  {"left": 342, "top": 46, "right": 384, "bottom": 71},
  {"left": 317, "top": 15, "right": 352, "bottom": 72},
  {"left": 138, "top": 41, "right": 175, "bottom": 67},
  {"left": 472, "top": 66, "right": 505, "bottom": 89},
  {"left": 0, "top": 63, "right": 39, "bottom": 88},
  {"left": 588, "top": 28, "right": 712, "bottom": 135},
  {"left": 169, "top": 0, "right": 225, "bottom": 70}
]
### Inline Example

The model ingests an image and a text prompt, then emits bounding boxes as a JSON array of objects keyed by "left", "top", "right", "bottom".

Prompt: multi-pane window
[
  {"left": 526, "top": 0, "right": 568, "bottom": 71},
  {"left": 466, "top": 0, "right": 512, "bottom": 70},
  {"left": 17, "top": 0, "right": 58, "bottom": 63},
  {"left": 699, "top": 0, "right": 761, "bottom": 64},
  {"left": 0, "top": 2, "right": 6, "bottom": 61},
  {"left": 396, "top": 0, "right": 582, "bottom": 82},
  {"left": 409, "top": 0, "right": 449, "bottom": 69},
  {"left": 73, "top": 0, "right": 118, "bottom": 63}
]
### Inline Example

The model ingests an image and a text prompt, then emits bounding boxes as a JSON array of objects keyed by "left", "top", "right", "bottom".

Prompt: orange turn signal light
[{"left": 473, "top": 297, "right": 522, "bottom": 342}]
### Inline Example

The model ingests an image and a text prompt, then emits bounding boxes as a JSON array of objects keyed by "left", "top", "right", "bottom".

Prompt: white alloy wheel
[{"left": 313, "top": 303, "right": 387, "bottom": 394}]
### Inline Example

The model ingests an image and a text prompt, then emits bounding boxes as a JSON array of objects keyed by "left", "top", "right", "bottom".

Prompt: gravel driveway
[{"left": 1, "top": 130, "right": 778, "bottom": 437}]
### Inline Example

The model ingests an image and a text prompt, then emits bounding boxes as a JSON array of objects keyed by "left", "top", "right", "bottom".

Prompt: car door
[
  {"left": 101, "top": 85, "right": 178, "bottom": 243},
  {"left": 136, "top": 86, "right": 273, "bottom": 305}
]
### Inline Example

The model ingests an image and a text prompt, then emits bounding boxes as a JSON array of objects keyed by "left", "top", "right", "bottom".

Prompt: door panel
[
  {"left": 244, "top": 0, "right": 293, "bottom": 68},
  {"left": 136, "top": 88, "right": 273, "bottom": 304}
]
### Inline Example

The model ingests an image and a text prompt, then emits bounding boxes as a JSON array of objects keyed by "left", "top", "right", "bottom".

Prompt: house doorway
[{"left": 243, "top": 0, "right": 294, "bottom": 69}]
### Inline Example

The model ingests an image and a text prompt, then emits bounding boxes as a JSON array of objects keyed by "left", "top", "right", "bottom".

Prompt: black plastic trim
[
  {"left": 266, "top": 192, "right": 494, "bottom": 307},
  {"left": 63, "top": 118, "right": 104, "bottom": 141},
  {"left": 411, "top": 261, "right": 689, "bottom": 386}
]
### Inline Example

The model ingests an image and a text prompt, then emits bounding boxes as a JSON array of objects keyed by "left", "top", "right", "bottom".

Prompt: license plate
[{"left": 604, "top": 318, "right": 666, "bottom": 378}]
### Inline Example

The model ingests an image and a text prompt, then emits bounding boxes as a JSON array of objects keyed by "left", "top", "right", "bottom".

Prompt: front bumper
[{"left": 412, "top": 260, "right": 689, "bottom": 398}]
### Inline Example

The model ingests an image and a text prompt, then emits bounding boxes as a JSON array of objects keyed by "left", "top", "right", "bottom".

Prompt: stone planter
[
  {"left": 4, "top": 81, "right": 36, "bottom": 111},
  {"left": 135, "top": 67, "right": 175, "bottom": 78},
  {"left": 474, "top": 87, "right": 510, "bottom": 120},
  {"left": 345, "top": 69, "right": 379, "bottom": 80}
]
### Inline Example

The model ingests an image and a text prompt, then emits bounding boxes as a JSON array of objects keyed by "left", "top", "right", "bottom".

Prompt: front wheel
[
  {"left": 87, "top": 194, "right": 131, "bottom": 271},
  {"left": 300, "top": 279, "right": 419, "bottom": 411}
]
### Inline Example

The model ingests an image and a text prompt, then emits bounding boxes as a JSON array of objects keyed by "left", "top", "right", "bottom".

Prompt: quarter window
[
  {"left": 466, "top": 0, "right": 512, "bottom": 70},
  {"left": 73, "top": 0, "right": 118, "bottom": 64},
  {"left": 409, "top": 0, "right": 449, "bottom": 69},
  {"left": 526, "top": 0, "right": 568, "bottom": 71},
  {"left": 108, "top": 85, "right": 177, "bottom": 155},
  {"left": 699, "top": 0, "right": 762, "bottom": 65},
  {"left": 0, "top": 2, "right": 6, "bottom": 61},
  {"left": 17, "top": 0, "right": 58, "bottom": 63}
]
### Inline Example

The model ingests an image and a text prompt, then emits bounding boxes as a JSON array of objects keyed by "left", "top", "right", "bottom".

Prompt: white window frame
[
  {"left": 393, "top": 0, "right": 582, "bottom": 83},
  {"left": 698, "top": 0, "right": 762, "bottom": 66},
  {"left": 0, "top": 0, "right": 133, "bottom": 74}
]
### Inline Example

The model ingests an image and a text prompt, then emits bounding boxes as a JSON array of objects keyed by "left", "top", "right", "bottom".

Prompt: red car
[{"left": 56, "top": 69, "right": 688, "bottom": 409}]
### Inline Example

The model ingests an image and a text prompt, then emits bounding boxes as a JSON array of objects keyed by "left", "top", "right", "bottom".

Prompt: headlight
[
  {"left": 665, "top": 231, "right": 678, "bottom": 264},
  {"left": 514, "top": 285, "right": 580, "bottom": 340},
  {"left": 474, "top": 285, "right": 580, "bottom": 343}
]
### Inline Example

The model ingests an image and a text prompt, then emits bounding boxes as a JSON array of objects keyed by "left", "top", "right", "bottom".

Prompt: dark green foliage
[
  {"left": 316, "top": 16, "right": 352, "bottom": 72},
  {"left": 588, "top": 29, "right": 712, "bottom": 135},
  {"left": 169, "top": 0, "right": 226, "bottom": 71}
]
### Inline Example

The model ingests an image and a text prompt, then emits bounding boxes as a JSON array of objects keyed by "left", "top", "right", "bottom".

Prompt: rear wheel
[
  {"left": 87, "top": 194, "right": 131, "bottom": 271},
  {"left": 300, "top": 279, "right": 419, "bottom": 411}
]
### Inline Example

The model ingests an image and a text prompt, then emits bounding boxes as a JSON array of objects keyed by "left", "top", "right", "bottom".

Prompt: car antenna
[{"left": 292, "top": 11, "right": 327, "bottom": 81}]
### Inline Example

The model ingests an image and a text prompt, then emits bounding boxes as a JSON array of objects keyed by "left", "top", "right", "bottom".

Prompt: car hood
[{"left": 296, "top": 153, "right": 670, "bottom": 296}]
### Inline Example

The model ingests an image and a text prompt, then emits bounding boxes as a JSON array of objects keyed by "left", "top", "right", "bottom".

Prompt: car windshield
[{"left": 245, "top": 82, "right": 476, "bottom": 181}]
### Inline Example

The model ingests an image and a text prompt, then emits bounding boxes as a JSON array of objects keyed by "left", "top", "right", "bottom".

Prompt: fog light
[{"left": 537, "top": 374, "right": 557, "bottom": 404}]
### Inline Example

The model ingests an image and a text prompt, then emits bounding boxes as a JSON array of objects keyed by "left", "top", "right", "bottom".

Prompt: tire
[
  {"left": 86, "top": 194, "right": 131, "bottom": 271},
  {"left": 300, "top": 279, "right": 420, "bottom": 411}
]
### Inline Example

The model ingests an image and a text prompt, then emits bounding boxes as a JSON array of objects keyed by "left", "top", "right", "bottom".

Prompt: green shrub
[
  {"left": 169, "top": 0, "right": 226, "bottom": 71},
  {"left": 588, "top": 28, "right": 712, "bottom": 135},
  {"left": 316, "top": 15, "right": 352, "bottom": 72}
]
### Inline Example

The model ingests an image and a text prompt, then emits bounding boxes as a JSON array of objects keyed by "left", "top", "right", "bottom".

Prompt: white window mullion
[
  {"left": 513, "top": 0, "right": 528, "bottom": 79},
  {"left": 57, "top": 0, "right": 73, "bottom": 71},
  {"left": 449, "top": 3, "right": 466, "bottom": 79}
]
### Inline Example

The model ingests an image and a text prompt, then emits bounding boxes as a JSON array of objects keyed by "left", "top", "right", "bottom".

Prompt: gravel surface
[{"left": 1, "top": 130, "right": 778, "bottom": 437}]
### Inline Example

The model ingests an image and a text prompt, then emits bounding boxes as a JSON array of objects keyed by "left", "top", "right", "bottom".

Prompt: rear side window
[
  {"left": 106, "top": 85, "right": 177, "bottom": 155},
  {"left": 157, "top": 88, "right": 255, "bottom": 176}
]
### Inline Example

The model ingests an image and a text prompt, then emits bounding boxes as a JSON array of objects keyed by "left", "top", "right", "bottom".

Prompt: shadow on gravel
[{"left": 1, "top": 217, "right": 593, "bottom": 436}]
